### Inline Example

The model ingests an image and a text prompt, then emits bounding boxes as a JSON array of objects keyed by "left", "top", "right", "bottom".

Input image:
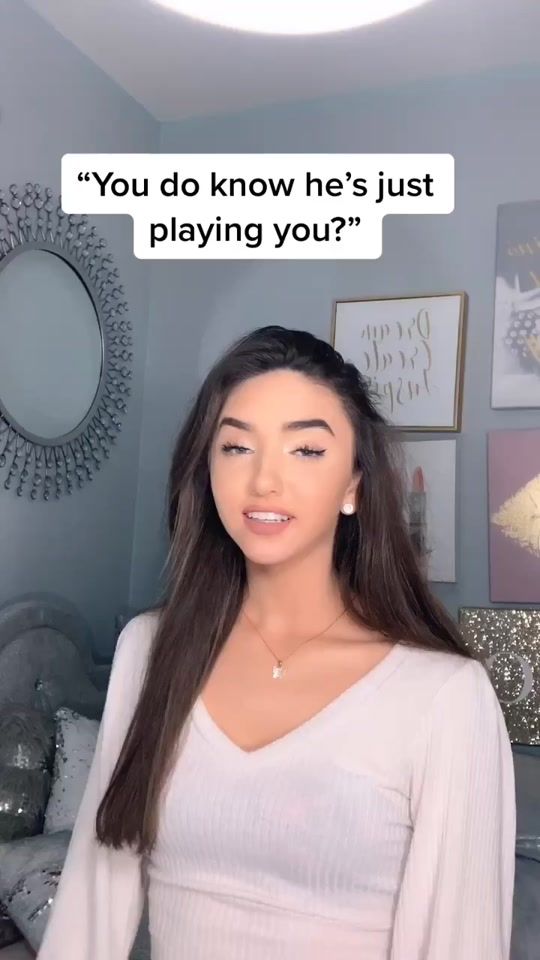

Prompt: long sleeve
[
  {"left": 37, "top": 614, "right": 155, "bottom": 960},
  {"left": 390, "top": 658, "right": 516, "bottom": 960}
]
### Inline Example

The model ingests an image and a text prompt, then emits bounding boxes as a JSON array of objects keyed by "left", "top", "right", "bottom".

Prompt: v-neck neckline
[{"left": 192, "top": 641, "right": 408, "bottom": 765}]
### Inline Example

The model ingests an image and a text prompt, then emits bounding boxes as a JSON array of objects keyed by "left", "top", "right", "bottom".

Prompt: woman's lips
[{"left": 242, "top": 514, "right": 294, "bottom": 537}]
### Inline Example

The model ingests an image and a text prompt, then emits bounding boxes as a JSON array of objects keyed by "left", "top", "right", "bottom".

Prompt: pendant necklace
[{"left": 242, "top": 606, "right": 347, "bottom": 680}]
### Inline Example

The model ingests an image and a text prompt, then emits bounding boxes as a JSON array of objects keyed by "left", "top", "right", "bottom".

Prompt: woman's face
[{"left": 209, "top": 370, "right": 360, "bottom": 566}]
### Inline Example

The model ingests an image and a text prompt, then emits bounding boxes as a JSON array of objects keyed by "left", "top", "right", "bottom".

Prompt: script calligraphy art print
[{"left": 332, "top": 293, "right": 467, "bottom": 431}]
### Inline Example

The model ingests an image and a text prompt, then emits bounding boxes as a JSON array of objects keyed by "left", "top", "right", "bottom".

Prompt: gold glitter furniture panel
[{"left": 459, "top": 607, "right": 540, "bottom": 745}]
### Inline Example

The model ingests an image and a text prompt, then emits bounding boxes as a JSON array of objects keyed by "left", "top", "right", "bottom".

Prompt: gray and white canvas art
[{"left": 492, "top": 201, "right": 540, "bottom": 409}]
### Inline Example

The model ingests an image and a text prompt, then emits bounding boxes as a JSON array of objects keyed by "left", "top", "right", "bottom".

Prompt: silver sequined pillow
[
  {"left": 43, "top": 708, "right": 99, "bottom": 834},
  {"left": 0, "top": 831, "right": 71, "bottom": 951}
]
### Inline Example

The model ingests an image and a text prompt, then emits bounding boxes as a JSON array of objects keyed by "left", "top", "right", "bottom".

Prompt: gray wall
[
  {"left": 131, "top": 66, "right": 540, "bottom": 617},
  {"left": 2, "top": 3, "right": 538, "bottom": 646},
  {"left": 0, "top": 0, "right": 158, "bottom": 657}
]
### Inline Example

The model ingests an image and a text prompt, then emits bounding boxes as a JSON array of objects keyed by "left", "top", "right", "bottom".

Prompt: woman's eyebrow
[
  {"left": 217, "top": 416, "right": 251, "bottom": 432},
  {"left": 286, "top": 419, "right": 335, "bottom": 436},
  {"left": 217, "top": 416, "right": 335, "bottom": 437}
]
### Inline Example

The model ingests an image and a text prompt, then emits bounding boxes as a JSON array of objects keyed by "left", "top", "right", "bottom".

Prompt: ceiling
[{"left": 25, "top": 0, "right": 540, "bottom": 122}]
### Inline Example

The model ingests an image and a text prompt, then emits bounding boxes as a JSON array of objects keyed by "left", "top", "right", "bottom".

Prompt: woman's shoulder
[
  {"left": 112, "top": 607, "right": 162, "bottom": 673},
  {"left": 99, "top": 610, "right": 163, "bottom": 728},
  {"left": 398, "top": 643, "right": 500, "bottom": 731},
  {"left": 120, "top": 607, "right": 162, "bottom": 639},
  {"left": 400, "top": 641, "right": 486, "bottom": 686},
  {"left": 331, "top": 647, "right": 498, "bottom": 787}
]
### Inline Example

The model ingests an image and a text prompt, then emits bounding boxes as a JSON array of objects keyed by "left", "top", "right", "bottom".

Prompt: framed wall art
[
  {"left": 332, "top": 292, "right": 467, "bottom": 431},
  {"left": 459, "top": 606, "right": 540, "bottom": 745},
  {"left": 491, "top": 200, "right": 540, "bottom": 409},
  {"left": 488, "top": 429, "right": 540, "bottom": 603},
  {"left": 403, "top": 439, "right": 456, "bottom": 582}
]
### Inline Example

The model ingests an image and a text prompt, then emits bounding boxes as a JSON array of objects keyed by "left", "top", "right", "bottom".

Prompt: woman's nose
[{"left": 249, "top": 452, "right": 283, "bottom": 496}]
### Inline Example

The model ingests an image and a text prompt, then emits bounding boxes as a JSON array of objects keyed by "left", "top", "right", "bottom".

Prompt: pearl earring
[{"left": 341, "top": 502, "right": 355, "bottom": 515}]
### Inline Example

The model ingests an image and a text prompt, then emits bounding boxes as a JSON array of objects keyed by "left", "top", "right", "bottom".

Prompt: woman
[{"left": 38, "top": 325, "right": 516, "bottom": 960}]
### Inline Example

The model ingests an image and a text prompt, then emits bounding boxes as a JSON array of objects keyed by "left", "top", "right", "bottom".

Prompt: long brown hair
[{"left": 96, "top": 325, "right": 472, "bottom": 854}]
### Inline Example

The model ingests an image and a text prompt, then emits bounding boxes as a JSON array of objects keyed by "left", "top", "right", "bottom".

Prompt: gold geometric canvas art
[
  {"left": 488, "top": 429, "right": 540, "bottom": 602},
  {"left": 491, "top": 473, "right": 540, "bottom": 559},
  {"left": 459, "top": 607, "right": 540, "bottom": 745}
]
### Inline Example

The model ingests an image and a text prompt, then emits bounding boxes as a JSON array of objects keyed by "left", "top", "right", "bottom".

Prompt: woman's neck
[{"left": 244, "top": 543, "right": 345, "bottom": 640}]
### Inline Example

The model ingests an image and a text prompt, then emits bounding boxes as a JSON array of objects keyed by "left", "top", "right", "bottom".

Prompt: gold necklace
[{"left": 242, "top": 606, "right": 347, "bottom": 680}]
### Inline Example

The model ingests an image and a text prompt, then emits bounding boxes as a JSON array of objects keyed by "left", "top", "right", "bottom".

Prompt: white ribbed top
[{"left": 38, "top": 612, "right": 516, "bottom": 960}]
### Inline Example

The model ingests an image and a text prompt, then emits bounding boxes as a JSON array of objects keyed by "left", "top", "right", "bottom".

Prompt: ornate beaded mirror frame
[{"left": 0, "top": 183, "right": 132, "bottom": 500}]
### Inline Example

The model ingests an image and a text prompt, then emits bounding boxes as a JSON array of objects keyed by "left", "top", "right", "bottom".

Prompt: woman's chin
[
  {"left": 241, "top": 543, "right": 296, "bottom": 567},
  {"left": 232, "top": 522, "right": 331, "bottom": 569},
  {"left": 234, "top": 530, "right": 300, "bottom": 568}
]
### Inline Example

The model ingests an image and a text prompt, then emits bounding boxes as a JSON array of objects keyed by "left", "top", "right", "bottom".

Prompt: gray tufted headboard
[{"left": 0, "top": 595, "right": 111, "bottom": 721}]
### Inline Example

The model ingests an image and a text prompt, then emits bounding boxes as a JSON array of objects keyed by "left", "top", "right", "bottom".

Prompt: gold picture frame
[{"left": 331, "top": 292, "right": 468, "bottom": 432}]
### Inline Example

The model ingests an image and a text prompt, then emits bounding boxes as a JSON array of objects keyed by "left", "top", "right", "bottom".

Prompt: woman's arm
[
  {"left": 390, "top": 658, "right": 516, "bottom": 960},
  {"left": 37, "top": 614, "right": 156, "bottom": 960}
]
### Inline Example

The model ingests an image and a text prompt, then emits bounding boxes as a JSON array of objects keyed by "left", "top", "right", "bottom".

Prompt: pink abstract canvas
[{"left": 488, "top": 429, "right": 540, "bottom": 602}]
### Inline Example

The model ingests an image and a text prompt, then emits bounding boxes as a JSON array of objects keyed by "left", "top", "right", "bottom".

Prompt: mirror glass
[{"left": 0, "top": 250, "right": 102, "bottom": 440}]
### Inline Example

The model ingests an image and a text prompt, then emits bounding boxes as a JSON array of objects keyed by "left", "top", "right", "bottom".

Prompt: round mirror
[
  {"left": 0, "top": 182, "right": 132, "bottom": 500},
  {"left": 0, "top": 250, "right": 102, "bottom": 441}
]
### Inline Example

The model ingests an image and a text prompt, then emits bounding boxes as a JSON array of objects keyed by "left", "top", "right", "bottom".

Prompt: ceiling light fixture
[{"left": 151, "top": 0, "right": 434, "bottom": 35}]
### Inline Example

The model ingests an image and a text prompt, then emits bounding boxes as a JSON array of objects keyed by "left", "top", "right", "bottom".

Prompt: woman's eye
[
  {"left": 294, "top": 446, "right": 325, "bottom": 458},
  {"left": 221, "top": 442, "right": 251, "bottom": 455},
  {"left": 220, "top": 442, "right": 325, "bottom": 457}
]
